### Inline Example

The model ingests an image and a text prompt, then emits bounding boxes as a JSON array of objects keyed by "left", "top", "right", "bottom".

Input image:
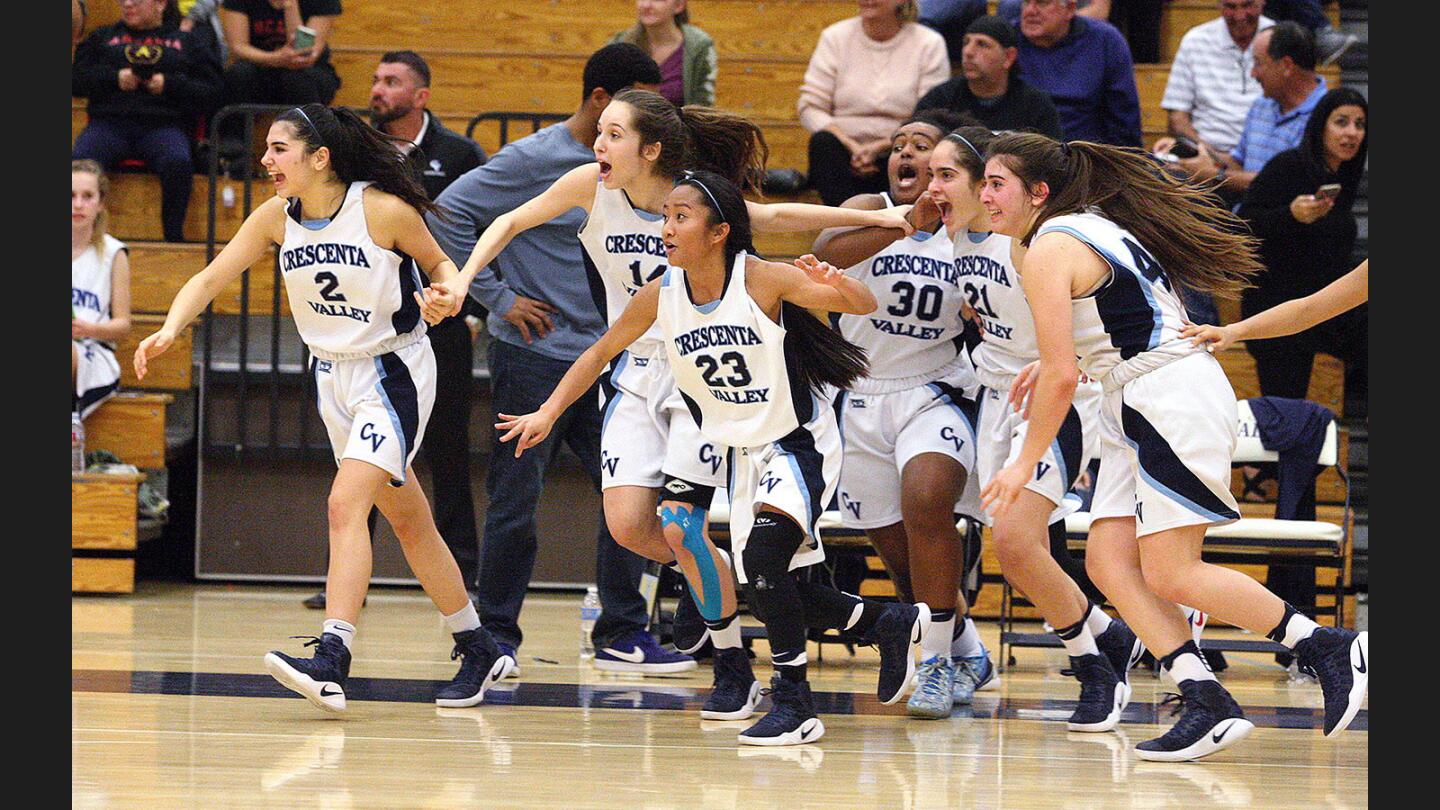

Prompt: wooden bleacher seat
[
  {"left": 84, "top": 392, "right": 172, "bottom": 471},
  {"left": 116, "top": 315, "right": 193, "bottom": 391},
  {"left": 73, "top": 470, "right": 144, "bottom": 594},
  {"left": 125, "top": 240, "right": 284, "bottom": 316}
]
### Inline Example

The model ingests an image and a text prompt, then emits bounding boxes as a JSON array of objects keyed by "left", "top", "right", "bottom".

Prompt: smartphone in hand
[
  {"left": 1315, "top": 183, "right": 1343, "bottom": 202},
  {"left": 292, "top": 25, "right": 317, "bottom": 51}
]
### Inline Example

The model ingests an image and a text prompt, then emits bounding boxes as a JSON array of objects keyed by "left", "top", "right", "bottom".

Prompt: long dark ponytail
[
  {"left": 985, "top": 132, "right": 1260, "bottom": 297},
  {"left": 678, "top": 170, "right": 869, "bottom": 392},
  {"left": 615, "top": 89, "right": 770, "bottom": 194},
  {"left": 276, "top": 104, "right": 440, "bottom": 219}
]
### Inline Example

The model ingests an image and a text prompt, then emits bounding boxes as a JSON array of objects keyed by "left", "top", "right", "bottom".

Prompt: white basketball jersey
[
  {"left": 658, "top": 253, "right": 805, "bottom": 448},
  {"left": 953, "top": 229, "right": 1038, "bottom": 389},
  {"left": 1036, "top": 212, "right": 1198, "bottom": 387},
  {"left": 279, "top": 182, "right": 427, "bottom": 360},
  {"left": 837, "top": 194, "right": 971, "bottom": 393},
  {"left": 72, "top": 233, "right": 126, "bottom": 330},
  {"left": 577, "top": 181, "right": 668, "bottom": 355}
]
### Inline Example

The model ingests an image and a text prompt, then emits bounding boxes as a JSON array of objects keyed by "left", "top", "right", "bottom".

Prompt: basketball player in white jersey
[
  {"left": 487, "top": 171, "right": 934, "bottom": 746},
  {"left": 980, "top": 132, "right": 1369, "bottom": 761},
  {"left": 134, "top": 105, "right": 515, "bottom": 715},
  {"left": 72, "top": 159, "right": 130, "bottom": 419},
  {"left": 923, "top": 127, "right": 1157, "bottom": 734},
  {"left": 427, "top": 89, "right": 912, "bottom": 719},
  {"left": 810, "top": 110, "right": 1000, "bottom": 718}
]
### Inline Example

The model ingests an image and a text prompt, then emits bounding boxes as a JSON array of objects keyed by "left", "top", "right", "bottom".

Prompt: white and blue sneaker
[
  {"left": 951, "top": 652, "right": 996, "bottom": 704},
  {"left": 495, "top": 641, "right": 522, "bottom": 679},
  {"left": 593, "top": 630, "right": 697, "bottom": 674},
  {"left": 907, "top": 655, "right": 956, "bottom": 719},
  {"left": 264, "top": 633, "right": 351, "bottom": 713},
  {"left": 436, "top": 628, "right": 517, "bottom": 708},
  {"left": 737, "top": 675, "right": 825, "bottom": 746}
]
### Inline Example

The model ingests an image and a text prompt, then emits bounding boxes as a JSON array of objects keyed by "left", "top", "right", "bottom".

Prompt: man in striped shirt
[{"left": 1158, "top": 1, "right": 1274, "bottom": 159}]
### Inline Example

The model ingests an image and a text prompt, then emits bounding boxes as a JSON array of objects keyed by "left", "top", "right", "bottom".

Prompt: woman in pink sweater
[{"left": 798, "top": 1, "right": 951, "bottom": 205}]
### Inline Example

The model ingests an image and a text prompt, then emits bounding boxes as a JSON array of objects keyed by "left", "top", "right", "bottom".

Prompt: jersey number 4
[
  {"left": 1121, "top": 237, "right": 1168, "bottom": 288},
  {"left": 315, "top": 271, "right": 346, "bottom": 302},
  {"left": 887, "top": 281, "right": 943, "bottom": 321},
  {"left": 695, "top": 351, "right": 752, "bottom": 387},
  {"left": 629, "top": 260, "right": 666, "bottom": 290}
]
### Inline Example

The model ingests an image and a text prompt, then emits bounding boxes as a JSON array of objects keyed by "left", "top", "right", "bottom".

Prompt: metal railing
[{"left": 465, "top": 111, "right": 569, "bottom": 144}]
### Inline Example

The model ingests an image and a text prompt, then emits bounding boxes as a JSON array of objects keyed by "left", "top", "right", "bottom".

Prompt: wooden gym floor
[{"left": 73, "top": 583, "right": 1367, "bottom": 808}]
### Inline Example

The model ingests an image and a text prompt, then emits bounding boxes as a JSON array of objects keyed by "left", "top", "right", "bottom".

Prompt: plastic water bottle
[
  {"left": 71, "top": 412, "right": 86, "bottom": 475},
  {"left": 579, "top": 586, "right": 600, "bottom": 659}
]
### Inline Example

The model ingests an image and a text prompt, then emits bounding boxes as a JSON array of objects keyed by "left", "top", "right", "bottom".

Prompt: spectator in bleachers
[
  {"left": 220, "top": 0, "right": 341, "bottom": 108},
  {"left": 72, "top": 160, "right": 131, "bottom": 419},
  {"left": 1262, "top": 0, "right": 1354, "bottom": 66},
  {"left": 179, "top": 1, "right": 230, "bottom": 63},
  {"left": 914, "top": 14, "right": 1062, "bottom": 139},
  {"left": 1237, "top": 86, "right": 1366, "bottom": 406},
  {"left": 1155, "top": 1, "right": 1274, "bottom": 179},
  {"left": 798, "top": 1, "right": 950, "bottom": 206},
  {"left": 609, "top": 0, "right": 717, "bottom": 106},
  {"left": 917, "top": 0, "right": 987, "bottom": 65},
  {"left": 999, "top": 0, "right": 1161, "bottom": 63},
  {"left": 72, "top": 0, "right": 224, "bottom": 242},
  {"left": 425, "top": 44, "right": 672, "bottom": 667},
  {"left": 1162, "top": 22, "right": 1324, "bottom": 198},
  {"left": 1009, "top": 0, "right": 1142, "bottom": 146}
]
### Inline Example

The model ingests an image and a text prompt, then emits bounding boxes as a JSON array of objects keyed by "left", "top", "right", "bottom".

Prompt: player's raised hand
[
  {"left": 494, "top": 410, "right": 556, "bottom": 458},
  {"left": 794, "top": 254, "right": 845, "bottom": 287},
  {"left": 133, "top": 329, "right": 175, "bottom": 381}
]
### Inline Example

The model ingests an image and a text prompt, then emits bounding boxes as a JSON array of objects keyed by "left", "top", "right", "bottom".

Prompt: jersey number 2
[
  {"left": 695, "top": 351, "right": 752, "bottom": 387},
  {"left": 314, "top": 271, "right": 347, "bottom": 302}
]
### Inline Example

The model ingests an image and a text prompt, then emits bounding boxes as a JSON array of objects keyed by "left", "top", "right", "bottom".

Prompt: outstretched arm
[
  {"left": 1181, "top": 260, "right": 1368, "bottom": 352},
  {"left": 135, "top": 199, "right": 283, "bottom": 379},
  {"left": 750, "top": 254, "right": 877, "bottom": 316},
  {"left": 494, "top": 280, "right": 661, "bottom": 457},
  {"left": 810, "top": 192, "right": 940, "bottom": 269},
  {"left": 747, "top": 198, "right": 914, "bottom": 235}
]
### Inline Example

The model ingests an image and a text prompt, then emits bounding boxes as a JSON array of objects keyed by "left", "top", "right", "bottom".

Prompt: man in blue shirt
[
  {"left": 427, "top": 44, "right": 689, "bottom": 673},
  {"left": 1166, "top": 22, "right": 1325, "bottom": 198},
  {"left": 1009, "top": 0, "right": 1143, "bottom": 146}
]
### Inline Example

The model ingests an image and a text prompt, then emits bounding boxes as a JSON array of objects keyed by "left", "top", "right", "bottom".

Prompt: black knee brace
[
  {"left": 741, "top": 512, "right": 807, "bottom": 653},
  {"left": 660, "top": 476, "right": 716, "bottom": 510}
]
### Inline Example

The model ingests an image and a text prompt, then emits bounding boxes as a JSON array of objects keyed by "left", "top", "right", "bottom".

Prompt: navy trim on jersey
[
  {"left": 833, "top": 390, "right": 848, "bottom": 448},
  {"left": 76, "top": 378, "right": 119, "bottom": 418},
  {"left": 391, "top": 251, "right": 423, "bottom": 337},
  {"left": 1120, "top": 402, "right": 1239, "bottom": 523},
  {"left": 1053, "top": 404, "right": 1085, "bottom": 489},
  {"left": 1041, "top": 225, "right": 1163, "bottom": 360},
  {"left": 775, "top": 420, "right": 828, "bottom": 545},
  {"left": 600, "top": 351, "right": 629, "bottom": 434},
  {"left": 374, "top": 352, "right": 421, "bottom": 486},
  {"left": 581, "top": 249, "right": 610, "bottom": 325}
]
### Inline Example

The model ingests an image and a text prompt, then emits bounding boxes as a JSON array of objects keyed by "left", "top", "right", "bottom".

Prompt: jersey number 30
[
  {"left": 695, "top": 351, "right": 752, "bottom": 387},
  {"left": 887, "top": 281, "right": 943, "bottom": 321}
]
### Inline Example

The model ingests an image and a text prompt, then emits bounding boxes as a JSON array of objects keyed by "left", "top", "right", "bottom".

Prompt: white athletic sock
[
  {"left": 1084, "top": 603, "right": 1113, "bottom": 638},
  {"left": 922, "top": 613, "right": 956, "bottom": 662},
  {"left": 1055, "top": 618, "right": 1099, "bottom": 657},
  {"left": 708, "top": 614, "right": 742, "bottom": 650},
  {"left": 1278, "top": 611, "right": 1320, "bottom": 649},
  {"left": 1165, "top": 649, "right": 1217, "bottom": 684},
  {"left": 322, "top": 618, "right": 356, "bottom": 650},
  {"left": 442, "top": 601, "right": 482, "bottom": 635},
  {"left": 950, "top": 616, "right": 985, "bottom": 659}
]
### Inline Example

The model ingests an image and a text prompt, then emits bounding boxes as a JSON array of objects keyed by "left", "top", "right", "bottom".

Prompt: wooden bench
[
  {"left": 84, "top": 392, "right": 173, "bottom": 471},
  {"left": 115, "top": 315, "right": 193, "bottom": 391},
  {"left": 73, "top": 470, "right": 145, "bottom": 594}
]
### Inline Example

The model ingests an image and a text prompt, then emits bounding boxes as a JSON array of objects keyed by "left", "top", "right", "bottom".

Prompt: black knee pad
[
  {"left": 660, "top": 476, "right": 716, "bottom": 510},
  {"left": 741, "top": 511, "right": 806, "bottom": 615},
  {"left": 959, "top": 514, "right": 984, "bottom": 606}
]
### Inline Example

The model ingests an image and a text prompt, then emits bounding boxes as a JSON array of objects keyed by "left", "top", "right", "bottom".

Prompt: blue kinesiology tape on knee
[{"left": 659, "top": 504, "right": 724, "bottom": 622}]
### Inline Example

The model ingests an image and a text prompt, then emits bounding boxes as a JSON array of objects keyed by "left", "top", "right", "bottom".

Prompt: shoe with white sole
[
  {"left": 702, "top": 646, "right": 761, "bottom": 720},
  {"left": 869, "top": 602, "right": 931, "bottom": 705},
  {"left": 737, "top": 675, "right": 825, "bottom": 746},
  {"left": 1135, "top": 679, "right": 1254, "bottom": 761},
  {"left": 593, "top": 630, "right": 697, "bottom": 674},
  {"left": 952, "top": 652, "right": 996, "bottom": 704},
  {"left": 1066, "top": 652, "right": 1128, "bottom": 732},
  {"left": 436, "top": 628, "right": 516, "bottom": 708},
  {"left": 264, "top": 632, "right": 351, "bottom": 713},
  {"left": 907, "top": 655, "right": 956, "bottom": 719},
  {"left": 1294, "top": 627, "right": 1368, "bottom": 737}
]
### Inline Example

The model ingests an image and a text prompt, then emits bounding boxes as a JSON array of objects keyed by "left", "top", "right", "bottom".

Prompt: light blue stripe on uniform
[
  {"left": 779, "top": 392, "right": 827, "bottom": 533},
  {"left": 1048, "top": 436, "right": 1069, "bottom": 487},
  {"left": 1040, "top": 224, "right": 1164, "bottom": 352},
  {"left": 601, "top": 350, "right": 630, "bottom": 434},
  {"left": 372, "top": 357, "right": 410, "bottom": 485},
  {"left": 1122, "top": 435, "right": 1233, "bottom": 523}
]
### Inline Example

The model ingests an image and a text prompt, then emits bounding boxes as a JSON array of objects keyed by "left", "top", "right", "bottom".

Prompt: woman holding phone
[
  {"left": 1235, "top": 87, "right": 1368, "bottom": 406},
  {"left": 221, "top": 0, "right": 342, "bottom": 108}
]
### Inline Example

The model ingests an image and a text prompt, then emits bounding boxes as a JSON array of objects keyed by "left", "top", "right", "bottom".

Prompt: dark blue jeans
[
  {"left": 73, "top": 117, "right": 193, "bottom": 241},
  {"left": 475, "top": 339, "right": 649, "bottom": 649}
]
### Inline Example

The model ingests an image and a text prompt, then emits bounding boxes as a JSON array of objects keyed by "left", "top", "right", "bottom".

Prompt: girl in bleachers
[
  {"left": 429, "top": 89, "right": 923, "bottom": 723},
  {"left": 72, "top": 159, "right": 131, "bottom": 419},
  {"left": 488, "top": 170, "right": 930, "bottom": 745},
  {"left": 979, "top": 131, "right": 1369, "bottom": 761},
  {"left": 133, "top": 104, "right": 514, "bottom": 716},
  {"left": 609, "top": 0, "right": 718, "bottom": 106}
]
